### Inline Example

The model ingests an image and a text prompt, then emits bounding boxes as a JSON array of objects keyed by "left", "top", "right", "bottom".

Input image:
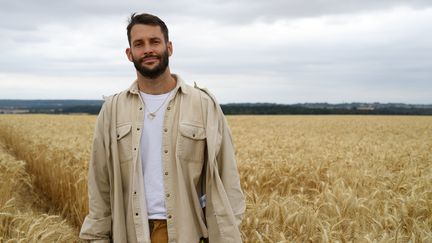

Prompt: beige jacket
[{"left": 79, "top": 75, "right": 245, "bottom": 243}]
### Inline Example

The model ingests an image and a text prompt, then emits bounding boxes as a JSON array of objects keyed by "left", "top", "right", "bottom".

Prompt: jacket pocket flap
[
  {"left": 117, "top": 124, "right": 132, "bottom": 140},
  {"left": 179, "top": 123, "right": 206, "bottom": 140}
]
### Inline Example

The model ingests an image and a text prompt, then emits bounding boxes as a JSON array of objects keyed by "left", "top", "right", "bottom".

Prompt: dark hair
[{"left": 127, "top": 13, "right": 169, "bottom": 46}]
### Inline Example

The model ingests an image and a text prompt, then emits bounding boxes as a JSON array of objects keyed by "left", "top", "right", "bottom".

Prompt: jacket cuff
[{"left": 79, "top": 215, "right": 112, "bottom": 241}]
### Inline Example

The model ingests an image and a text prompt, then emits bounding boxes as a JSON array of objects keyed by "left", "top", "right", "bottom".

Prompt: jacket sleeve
[
  {"left": 79, "top": 103, "right": 112, "bottom": 242},
  {"left": 216, "top": 113, "right": 246, "bottom": 227}
]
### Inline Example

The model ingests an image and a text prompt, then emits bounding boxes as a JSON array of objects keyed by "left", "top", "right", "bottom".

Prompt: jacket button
[
  {"left": 167, "top": 215, "right": 172, "bottom": 219},
  {"left": 139, "top": 107, "right": 143, "bottom": 110},
  {"left": 137, "top": 128, "right": 140, "bottom": 131},
  {"left": 167, "top": 107, "right": 171, "bottom": 110},
  {"left": 166, "top": 193, "right": 170, "bottom": 197},
  {"left": 164, "top": 172, "right": 168, "bottom": 176},
  {"left": 164, "top": 128, "right": 168, "bottom": 132},
  {"left": 164, "top": 150, "right": 168, "bottom": 153},
  {"left": 135, "top": 213, "right": 139, "bottom": 216}
]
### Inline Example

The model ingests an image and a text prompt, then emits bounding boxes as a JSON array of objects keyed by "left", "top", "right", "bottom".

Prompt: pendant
[{"left": 148, "top": 113, "right": 156, "bottom": 120}]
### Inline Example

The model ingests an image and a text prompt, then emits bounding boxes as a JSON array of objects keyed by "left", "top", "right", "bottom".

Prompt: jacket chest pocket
[
  {"left": 177, "top": 123, "right": 206, "bottom": 163},
  {"left": 116, "top": 124, "right": 132, "bottom": 163}
]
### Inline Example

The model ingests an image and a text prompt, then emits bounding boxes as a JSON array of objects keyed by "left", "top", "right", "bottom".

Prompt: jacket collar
[{"left": 127, "top": 74, "right": 189, "bottom": 95}]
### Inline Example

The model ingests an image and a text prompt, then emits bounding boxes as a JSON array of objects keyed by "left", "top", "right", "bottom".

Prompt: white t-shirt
[{"left": 139, "top": 91, "right": 172, "bottom": 219}]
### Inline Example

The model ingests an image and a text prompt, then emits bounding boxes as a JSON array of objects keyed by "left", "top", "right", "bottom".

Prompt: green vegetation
[{"left": 1, "top": 100, "right": 432, "bottom": 115}]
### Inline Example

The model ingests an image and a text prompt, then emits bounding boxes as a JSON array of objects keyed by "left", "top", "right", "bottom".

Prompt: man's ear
[
  {"left": 167, "top": 41, "right": 173, "bottom": 57},
  {"left": 125, "top": 48, "right": 133, "bottom": 62}
]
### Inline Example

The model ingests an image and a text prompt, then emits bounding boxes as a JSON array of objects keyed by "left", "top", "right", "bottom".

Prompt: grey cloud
[
  {"left": 171, "top": 29, "right": 432, "bottom": 103},
  {"left": 205, "top": 0, "right": 432, "bottom": 22},
  {"left": 2, "top": 0, "right": 432, "bottom": 26}
]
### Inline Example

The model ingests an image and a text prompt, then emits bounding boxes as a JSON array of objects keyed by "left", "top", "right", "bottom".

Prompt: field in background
[{"left": 0, "top": 115, "right": 431, "bottom": 242}]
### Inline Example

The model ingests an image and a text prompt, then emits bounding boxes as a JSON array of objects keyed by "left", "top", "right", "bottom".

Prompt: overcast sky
[{"left": 1, "top": 0, "right": 431, "bottom": 104}]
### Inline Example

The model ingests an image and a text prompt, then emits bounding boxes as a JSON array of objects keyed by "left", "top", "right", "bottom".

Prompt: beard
[{"left": 132, "top": 48, "right": 169, "bottom": 79}]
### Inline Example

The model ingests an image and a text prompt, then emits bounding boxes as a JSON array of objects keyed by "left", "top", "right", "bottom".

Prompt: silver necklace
[{"left": 142, "top": 91, "right": 171, "bottom": 120}]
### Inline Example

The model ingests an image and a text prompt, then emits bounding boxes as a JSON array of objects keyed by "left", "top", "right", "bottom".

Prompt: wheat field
[
  {"left": 0, "top": 115, "right": 431, "bottom": 242},
  {"left": 0, "top": 136, "right": 79, "bottom": 242}
]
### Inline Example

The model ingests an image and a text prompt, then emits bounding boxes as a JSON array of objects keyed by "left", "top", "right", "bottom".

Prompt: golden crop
[
  {"left": 0, "top": 138, "right": 79, "bottom": 242},
  {"left": 0, "top": 114, "right": 431, "bottom": 242}
]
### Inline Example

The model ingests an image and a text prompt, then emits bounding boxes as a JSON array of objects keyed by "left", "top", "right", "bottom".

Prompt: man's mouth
[{"left": 142, "top": 56, "right": 159, "bottom": 64}]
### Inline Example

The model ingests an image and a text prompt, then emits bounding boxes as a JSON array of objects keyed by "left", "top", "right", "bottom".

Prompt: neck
[{"left": 137, "top": 69, "right": 176, "bottom": 95}]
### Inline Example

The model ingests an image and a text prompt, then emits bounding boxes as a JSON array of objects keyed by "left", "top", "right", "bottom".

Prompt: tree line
[{"left": 1, "top": 100, "right": 432, "bottom": 115}]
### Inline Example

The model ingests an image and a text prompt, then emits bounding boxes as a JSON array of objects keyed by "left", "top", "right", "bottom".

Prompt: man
[{"left": 79, "top": 13, "right": 245, "bottom": 243}]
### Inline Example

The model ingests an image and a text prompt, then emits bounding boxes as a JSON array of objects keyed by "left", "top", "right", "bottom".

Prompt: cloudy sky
[{"left": 1, "top": 0, "right": 431, "bottom": 104}]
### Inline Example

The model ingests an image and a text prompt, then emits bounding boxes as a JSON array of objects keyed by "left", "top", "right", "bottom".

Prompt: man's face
[
  {"left": 126, "top": 24, "right": 172, "bottom": 79},
  {"left": 131, "top": 45, "right": 169, "bottom": 79}
]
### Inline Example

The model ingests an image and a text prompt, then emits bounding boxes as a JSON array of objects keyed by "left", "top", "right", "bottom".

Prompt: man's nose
[{"left": 143, "top": 44, "right": 154, "bottom": 55}]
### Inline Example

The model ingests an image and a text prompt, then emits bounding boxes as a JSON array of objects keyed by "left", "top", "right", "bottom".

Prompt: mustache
[{"left": 139, "top": 54, "right": 160, "bottom": 61}]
